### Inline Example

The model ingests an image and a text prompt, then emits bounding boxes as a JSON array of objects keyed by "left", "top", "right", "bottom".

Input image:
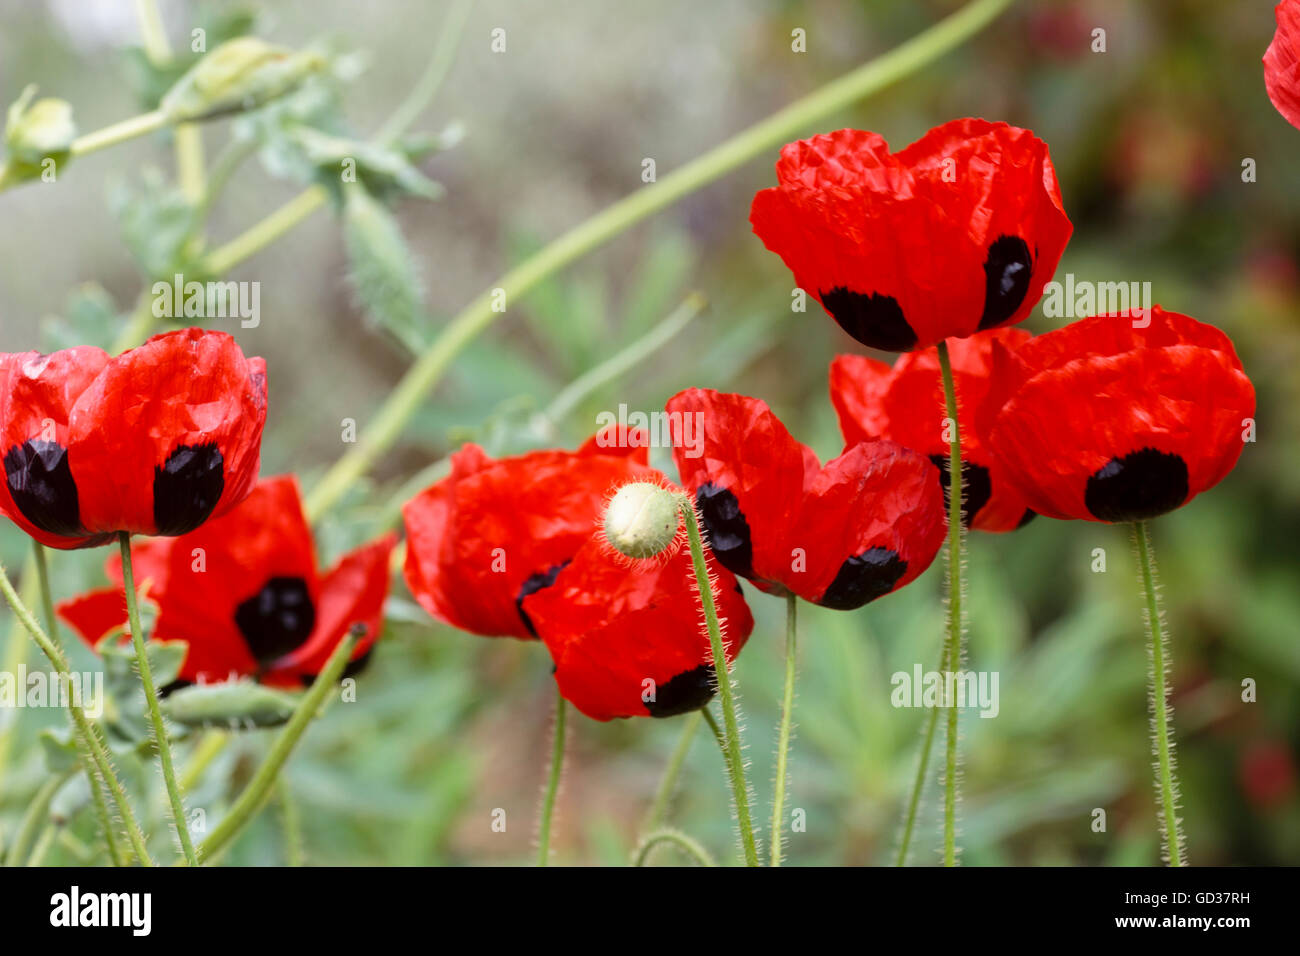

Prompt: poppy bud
[
  {"left": 160, "top": 37, "right": 326, "bottom": 124},
  {"left": 3, "top": 86, "right": 76, "bottom": 184},
  {"left": 602, "top": 482, "right": 681, "bottom": 560}
]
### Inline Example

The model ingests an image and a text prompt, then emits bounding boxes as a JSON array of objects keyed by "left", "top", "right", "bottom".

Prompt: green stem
[
  {"left": 180, "top": 730, "right": 230, "bottom": 794},
  {"left": 119, "top": 532, "right": 198, "bottom": 866},
  {"left": 642, "top": 710, "right": 703, "bottom": 831},
  {"left": 33, "top": 541, "right": 125, "bottom": 867},
  {"left": 894, "top": 638, "right": 950, "bottom": 866},
  {"left": 68, "top": 110, "right": 169, "bottom": 158},
  {"left": 0, "top": 560, "right": 154, "bottom": 866},
  {"left": 770, "top": 592, "right": 798, "bottom": 867},
  {"left": 545, "top": 292, "right": 708, "bottom": 425},
  {"left": 196, "top": 630, "right": 357, "bottom": 864},
  {"left": 936, "top": 340, "right": 964, "bottom": 867},
  {"left": 1132, "top": 520, "right": 1185, "bottom": 866},
  {"left": 26, "top": 821, "right": 59, "bottom": 866},
  {"left": 5, "top": 770, "right": 72, "bottom": 866},
  {"left": 302, "top": 0, "right": 1016, "bottom": 522},
  {"left": 278, "top": 781, "right": 304, "bottom": 867},
  {"left": 373, "top": 0, "right": 474, "bottom": 144},
  {"left": 633, "top": 828, "right": 717, "bottom": 867},
  {"left": 536, "top": 686, "right": 567, "bottom": 866},
  {"left": 681, "top": 501, "right": 759, "bottom": 866}
]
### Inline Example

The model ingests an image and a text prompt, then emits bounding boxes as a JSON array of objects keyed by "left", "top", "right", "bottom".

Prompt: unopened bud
[
  {"left": 160, "top": 37, "right": 326, "bottom": 123},
  {"left": 5, "top": 85, "right": 76, "bottom": 165},
  {"left": 603, "top": 482, "right": 681, "bottom": 559}
]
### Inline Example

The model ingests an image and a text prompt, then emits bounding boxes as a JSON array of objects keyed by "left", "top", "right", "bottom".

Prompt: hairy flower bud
[
  {"left": 603, "top": 482, "right": 681, "bottom": 559},
  {"left": 160, "top": 37, "right": 326, "bottom": 123},
  {"left": 5, "top": 85, "right": 76, "bottom": 166}
]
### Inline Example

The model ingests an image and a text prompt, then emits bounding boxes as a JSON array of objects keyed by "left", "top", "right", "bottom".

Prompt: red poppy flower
[
  {"left": 830, "top": 328, "right": 1036, "bottom": 532},
  {"left": 749, "top": 120, "right": 1072, "bottom": 352},
  {"left": 1265, "top": 0, "right": 1300, "bottom": 130},
  {"left": 524, "top": 535, "right": 753, "bottom": 721},
  {"left": 667, "top": 388, "right": 945, "bottom": 609},
  {"left": 979, "top": 307, "right": 1256, "bottom": 523},
  {"left": 57, "top": 475, "right": 394, "bottom": 688},
  {"left": 0, "top": 328, "right": 267, "bottom": 549},
  {"left": 1239, "top": 741, "right": 1296, "bottom": 811},
  {"left": 401, "top": 429, "right": 659, "bottom": 639}
]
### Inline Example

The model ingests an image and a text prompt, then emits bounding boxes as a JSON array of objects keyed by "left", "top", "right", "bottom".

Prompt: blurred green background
[{"left": 1, "top": 0, "right": 1297, "bottom": 866}]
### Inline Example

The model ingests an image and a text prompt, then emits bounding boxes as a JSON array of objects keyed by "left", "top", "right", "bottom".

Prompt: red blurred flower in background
[
  {"left": 524, "top": 536, "right": 752, "bottom": 721},
  {"left": 750, "top": 119, "right": 1071, "bottom": 352},
  {"left": 58, "top": 475, "right": 393, "bottom": 688},
  {"left": 0, "top": 328, "right": 266, "bottom": 549},
  {"left": 1265, "top": 0, "right": 1300, "bottom": 130},
  {"left": 1239, "top": 741, "right": 1297, "bottom": 811},
  {"left": 401, "top": 429, "right": 756, "bottom": 720},
  {"left": 979, "top": 307, "right": 1256, "bottom": 523},
  {"left": 830, "top": 328, "right": 1036, "bottom": 532},
  {"left": 668, "top": 388, "right": 945, "bottom": 609}
]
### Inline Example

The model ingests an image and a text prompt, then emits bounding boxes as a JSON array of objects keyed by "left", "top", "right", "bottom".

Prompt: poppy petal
[
  {"left": 525, "top": 535, "right": 754, "bottom": 721},
  {"left": 67, "top": 329, "right": 267, "bottom": 538},
  {"left": 1265, "top": 0, "right": 1300, "bottom": 130}
]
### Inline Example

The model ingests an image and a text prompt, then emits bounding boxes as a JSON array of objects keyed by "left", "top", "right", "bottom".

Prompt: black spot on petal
[
  {"left": 515, "top": 561, "right": 570, "bottom": 637},
  {"left": 153, "top": 442, "right": 224, "bottom": 535},
  {"left": 820, "top": 288, "right": 917, "bottom": 352},
  {"left": 647, "top": 664, "right": 717, "bottom": 718},
  {"left": 929, "top": 455, "right": 993, "bottom": 528},
  {"left": 1084, "top": 448, "right": 1189, "bottom": 522},
  {"left": 3, "top": 440, "right": 85, "bottom": 537},
  {"left": 235, "top": 576, "right": 316, "bottom": 666},
  {"left": 694, "top": 483, "right": 755, "bottom": 579},
  {"left": 819, "top": 547, "right": 908, "bottom": 610},
  {"left": 978, "top": 235, "right": 1033, "bottom": 330},
  {"left": 1016, "top": 509, "right": 1038, "bottom": 529},
  {"left": 158, "top": 678, "right": 192, "bottom": 698}
]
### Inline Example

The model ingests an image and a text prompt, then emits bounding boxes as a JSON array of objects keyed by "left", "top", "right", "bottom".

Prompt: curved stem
[
  {"left": 936, "top": 340, "right": 965, "bottom": 867},
  {"left": 681, "top": 502, "right": 759, "bottom": 866},
  {"left": 180, "top": 730, "right": 229, "bottom": 794},
  {"left": 642, "top": 710, "right": 702, "bottom": 831},
  {"left": 1132, "top": 521, "right": 1185, "bottom": 866},
  {"left": 33, "top": 541, "right": 124, "bottom": 866},
  {"left": 894, "top": 637, "right": 950, "bottom": 866},
  {"left": 633, "top": 828, "right": 717, "bottom": 867},
  {"left": 374, "top": 0, "right": 474, "bottom": 144},
  {"left": 302, "top": 0, "right": 1016, "bottom": 522},
  {"left": 536, "top": 686, "right": 567, "bottom": 866},
  {"left": 0, "top": 561, "right": 154, "bottom": 865},
  {"left": 196, "top": 630, "right": 357, "bottom": 864},
  {"left": 119, "top": 533, "right": 198, "bottom": 866},
  {"left": 770, "top": 592, "right": 798, "bottom": 866}
]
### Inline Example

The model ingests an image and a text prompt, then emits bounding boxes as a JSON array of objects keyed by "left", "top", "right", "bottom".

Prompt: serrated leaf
[
  {"left": 108, "top": 170, "right": 199, "bottom": 279},
  {"left": 295, "top": 128, "right": 444, "bottom": 201},
  {"left": 161, "top": 680, "right": 299, "bottom": 729},
  {"left": 41, "top": 283, "right": 120, "bottom": 353}
]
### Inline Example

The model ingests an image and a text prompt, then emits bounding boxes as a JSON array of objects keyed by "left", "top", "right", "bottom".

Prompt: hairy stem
[
  {"left": 936, "top": 340, "right": 965, "bottom": 867},
  {"left": 1132, "top": 520, "right": 1185, "bottom": 866},
  {"left": 770, "top": 592, "right": 798, "bottom": 866},
  {"left": 303, "top": 0, "right": 1016, "bottom": 521},
  {"left": 196, "top": 631, "right": 356, "bottom": 864},
  {"left": 536, "top": 686, "right": 567, "bottom": 866},
  {"left": 894, "top": 638, "right": 950, "bottom": 866},
  {"left": 119, "top": 533, "right": 198, "bottom": 866},
  {"left": 682, "top": 502, "right": 759, "bottom": 866},
  {"left": 633, "top": 828, "right": 717, "bottom": 867},
  {"left": 642, "top": 710, "right": 703, "bottom": 831},
  {"left": 0, "top": 561, "right": 154, "bottom": 865},
  {"left": 5, "top": 769, "right": 73, "bottom": 866},
  {"left": 33, "top": 541, "right": 124, "bottom": 866}
]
